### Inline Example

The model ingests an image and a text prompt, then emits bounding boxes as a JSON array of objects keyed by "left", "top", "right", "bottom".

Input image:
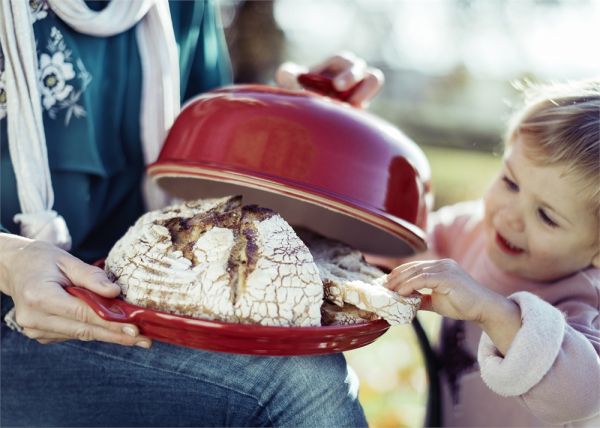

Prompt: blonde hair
[{"left": 505, "top": 79, "right": 600, "bottom": 207}]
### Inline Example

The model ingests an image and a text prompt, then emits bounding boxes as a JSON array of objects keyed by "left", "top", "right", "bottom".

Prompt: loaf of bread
[{"left": 105, "top": 196, "right": 420, "bottom": 327}]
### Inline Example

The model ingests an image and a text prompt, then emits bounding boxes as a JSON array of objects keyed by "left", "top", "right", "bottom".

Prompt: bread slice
[{"left": 297, "top": 229, "right": 421, "bottom": 325}]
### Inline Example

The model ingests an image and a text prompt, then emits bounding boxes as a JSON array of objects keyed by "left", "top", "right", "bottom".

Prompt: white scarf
[{"left": 0, "top": 0, "right": 179, "bottom": 250}]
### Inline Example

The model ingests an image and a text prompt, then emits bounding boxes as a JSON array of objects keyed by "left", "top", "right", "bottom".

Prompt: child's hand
[
  {"left": 386, "top": 258, "right": 522, "bottom": 355},
  {"left": 386, "top": 259, "right": 496, "bottom": 323}
]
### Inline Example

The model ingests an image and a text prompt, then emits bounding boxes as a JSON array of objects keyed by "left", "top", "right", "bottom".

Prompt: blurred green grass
[
  {"left": 423, "top": 145, "right": 502, "bottom": 209},
  {"left": 345, "top": 145, "right": 502, "bottom": 428}
]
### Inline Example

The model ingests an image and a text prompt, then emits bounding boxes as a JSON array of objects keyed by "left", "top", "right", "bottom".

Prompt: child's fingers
[
  {"left": 392, "top": 273, "right": 434, "bottom": 296},
  {"left": 387, "top": 261, "right": 420, "bottom": 283},
  {"left": 389, "top": 260, "right": 435, "bottom": 276},
  {"left": 387, "top": 261, "right": 437, "bottom": 291}
]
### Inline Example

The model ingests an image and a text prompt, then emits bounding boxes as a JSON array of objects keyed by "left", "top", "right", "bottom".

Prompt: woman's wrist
[
  {"left": 0, "top": 234, "right": 34, "bottom": 296},
  {"left": 476, "top": 292, "right": 522, "bottom": 356}
]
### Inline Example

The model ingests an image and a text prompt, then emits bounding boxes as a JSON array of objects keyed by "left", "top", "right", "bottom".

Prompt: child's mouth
[{"left": 495, "top": 232, "right": 524, "bottom": 255}]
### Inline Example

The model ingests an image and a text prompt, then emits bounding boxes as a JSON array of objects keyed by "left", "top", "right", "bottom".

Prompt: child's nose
[{"left": 504, "top": 206, "right": 525, "bottom": 232}]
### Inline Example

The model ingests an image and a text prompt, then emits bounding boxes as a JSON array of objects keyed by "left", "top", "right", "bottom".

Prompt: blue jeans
[{"left": 0, "top": 305, "right": 367, "bottom": 427}]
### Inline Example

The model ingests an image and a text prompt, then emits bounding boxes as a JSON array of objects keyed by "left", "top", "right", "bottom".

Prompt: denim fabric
[{"left": 0, "top": 318, "right": 367, "bottom": 427}]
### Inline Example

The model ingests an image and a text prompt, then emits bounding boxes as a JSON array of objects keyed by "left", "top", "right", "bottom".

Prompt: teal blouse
[{"left": 0, "top": 0, "right": 232, "bottom": 263}]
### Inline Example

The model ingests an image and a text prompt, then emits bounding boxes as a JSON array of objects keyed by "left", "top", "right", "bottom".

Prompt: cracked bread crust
[
  {"left": 105, "top": 197, "right": 420, "bottom": 328},
  {"left": 105, "top": 196, "right": 323, "bottom": 326},
  {"left": 234, "top": 207, "right": 323, "bottom": 326}
]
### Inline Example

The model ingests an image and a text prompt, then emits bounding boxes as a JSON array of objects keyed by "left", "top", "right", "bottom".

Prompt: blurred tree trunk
[{"left": 224, "top": 0, "right": 285, "bottom": 84}]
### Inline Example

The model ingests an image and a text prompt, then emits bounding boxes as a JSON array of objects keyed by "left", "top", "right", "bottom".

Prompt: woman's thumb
[{"left": 58, "top": 256, "right": 121, "bottom": 297}]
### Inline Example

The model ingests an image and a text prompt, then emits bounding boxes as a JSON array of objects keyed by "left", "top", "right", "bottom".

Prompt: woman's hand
[
  {"left": 275, "top": 51, "right": 384, "bottom": 108},
  {"left": 386, "top": 258, "right": 522, "bottom": 355},
  {"left": 0, "top": 235, "right": 151, "bottom": 348}
]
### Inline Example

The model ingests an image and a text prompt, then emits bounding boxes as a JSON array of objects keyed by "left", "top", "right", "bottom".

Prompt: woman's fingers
[
  {"left": 44, "top": 286, "right": 141, "bottom": 335},
  {"left": 318, "top": 54, "right": 366, "bottom": 90},
  {"left": 309, "top": 53, "right": 384, "bottom": 107},
  {"left": 5, "top": 238, "right": 150, "bottom": 347},
  {"left": 18, "top": 305, "right": 150, "bottom": 347},
  {"left": 275, "top": 52, "right": 384, "bottom": 107},
  {"left": 21, "top": 328, "right": 71, "bottom": 342},
  {"left": 52, "top": 255, "right": 145, "bottom": 341},
  {"left": 346, "top": 67, "right": 384, "bottom": 107},
  {"left": 40, "top": 314, "right": 151, "bottom": 347},
  {"left": 17, "top": 284, "right": 146, "bottom": 345},
  {"left": 274, "top": 61, "right": 307, "bottom": 90},
  {"left": 57, "top": 254, "right": 120, "bottom": 298},
  {"left": 310, "top": 52, "right": 363, "bottom": 78}
]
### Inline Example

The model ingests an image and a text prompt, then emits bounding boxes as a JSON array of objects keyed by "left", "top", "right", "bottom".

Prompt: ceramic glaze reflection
[{"left": 151, "top": 80, "right": 431, "bottom": 256}]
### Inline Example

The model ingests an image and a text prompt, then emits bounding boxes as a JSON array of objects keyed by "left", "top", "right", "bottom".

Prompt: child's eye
[
  {"left": 538, "top": 208, "right": 558, "bottom": 228},
  {"left": 502, "top": 176, "right": 519, "bottom": 192}
]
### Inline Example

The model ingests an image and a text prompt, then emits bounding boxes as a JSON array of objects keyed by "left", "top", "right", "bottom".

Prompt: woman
[{"left": 0, "top": 0, "right": 383, "bottom": 426}]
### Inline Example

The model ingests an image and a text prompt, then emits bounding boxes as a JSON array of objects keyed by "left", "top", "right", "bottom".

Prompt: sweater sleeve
[{"left": 477, "top": 291, "right": 600, "bottom": 424}]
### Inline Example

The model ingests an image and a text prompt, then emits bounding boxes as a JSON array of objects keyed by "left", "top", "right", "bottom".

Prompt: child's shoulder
[
  {"left": 579, "top": 267, "right": 600, "bottom": 285},
  {"left": 546, "top": 267, "right": 600, "bottom": 313},
  {"left": 575, "top": 268, "right": 600, "bottom": 298},
  {"left": 557, "top": 267, "right": 600, "bottom": 289}
]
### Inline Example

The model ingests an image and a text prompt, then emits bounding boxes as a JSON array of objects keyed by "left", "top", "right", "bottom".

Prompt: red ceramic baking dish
[
  {"left": 148, "top": 73, "right": 432, "bottom": 257},
  {"left": 66, "top": 286, "right": 391, "bottom": 356},
  {"left": 69, "top": 74, "right": 430, "bottom": 355}
]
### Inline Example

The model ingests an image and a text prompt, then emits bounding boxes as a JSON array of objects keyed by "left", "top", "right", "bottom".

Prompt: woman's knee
[
  {"left": 255, "top": 354, "right": 367, "bottom": 427},
  {"left": 276, "top": 354, "right": 358, "bottom": 395}
]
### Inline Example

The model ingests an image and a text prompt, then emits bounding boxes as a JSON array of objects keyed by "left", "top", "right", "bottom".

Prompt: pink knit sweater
[{"left": 429, "top": 201, "right": 600, "bottom": 427}]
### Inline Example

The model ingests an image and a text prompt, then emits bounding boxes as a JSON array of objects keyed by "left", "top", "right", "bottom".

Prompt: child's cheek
[{"left": 528, "top": 238, "right": 579, "bottom": 277}]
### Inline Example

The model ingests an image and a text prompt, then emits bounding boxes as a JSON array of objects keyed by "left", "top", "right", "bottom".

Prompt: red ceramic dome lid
[{"left": 149, "top": 83, "right": 431, "bottom": 256}]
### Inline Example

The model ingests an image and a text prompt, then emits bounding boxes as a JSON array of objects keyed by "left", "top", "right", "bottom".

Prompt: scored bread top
[
  {"left": 105, "top": 196, "right": 323, "bottom": 326},
  {"left": 106, "top": 196, "right": 420, "bottom": 327}
]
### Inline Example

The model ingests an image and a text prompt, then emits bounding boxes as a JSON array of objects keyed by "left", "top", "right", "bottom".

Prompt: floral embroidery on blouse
[
  {"left": 0, "top": 1, "right": 92, "bottom": 125},
  {"left": 41, "top": 27, "right": 92, "bottom": 125}
]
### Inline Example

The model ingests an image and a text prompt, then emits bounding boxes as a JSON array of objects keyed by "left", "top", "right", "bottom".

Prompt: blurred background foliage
[{"left": 218, "top": 1, "right": 599, "bottom": 426}]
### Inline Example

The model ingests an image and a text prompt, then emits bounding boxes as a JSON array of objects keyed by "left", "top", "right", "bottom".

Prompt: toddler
[{"left": 386, "top": 79, "right": 600, "bottom": 426}]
